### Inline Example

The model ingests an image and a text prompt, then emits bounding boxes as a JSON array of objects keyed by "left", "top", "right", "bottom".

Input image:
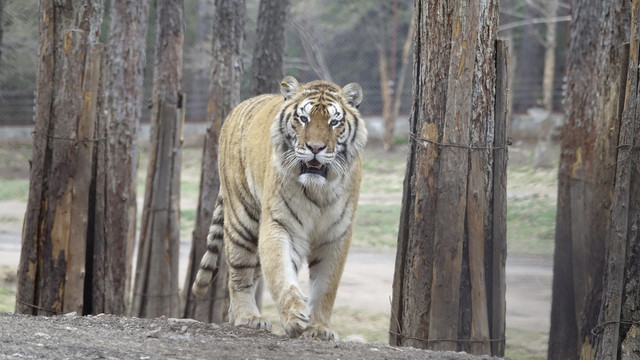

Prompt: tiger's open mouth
[{"left": 301, "top": 159, "right": 328, "bottom": 178}]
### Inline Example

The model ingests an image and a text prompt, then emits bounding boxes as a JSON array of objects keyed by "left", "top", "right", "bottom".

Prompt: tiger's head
[{"left": 272, "top": 76, "right": 367, "bottom": 187}]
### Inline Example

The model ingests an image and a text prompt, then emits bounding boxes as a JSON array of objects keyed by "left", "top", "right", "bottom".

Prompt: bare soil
[{"left": 0, "top": 312, "right": 502, "bottom": 360}]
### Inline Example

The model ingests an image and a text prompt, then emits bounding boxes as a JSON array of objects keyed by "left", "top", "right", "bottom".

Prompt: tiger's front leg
[
  {"left": 259, "top": 218, "right": 310, "bottom": 338},
  {"left": 303, "top": 226, "right": 352, "bottom": 341}
]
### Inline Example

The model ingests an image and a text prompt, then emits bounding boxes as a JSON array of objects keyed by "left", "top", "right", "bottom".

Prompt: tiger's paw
[
  {"left": 234, "top": 315, "right": 272, "bottom": 332},
  {"left": 302, "top": 324, "right": 338, "bottom": 341},
  {"left": 279, "top": 286, "right": 310, "bottom": 338}
]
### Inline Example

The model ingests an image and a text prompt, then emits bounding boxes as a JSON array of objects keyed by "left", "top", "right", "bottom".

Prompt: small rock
[
  {"left": 146, "top": 329, "right": 161, "bottom": 338},
  {"left": 167, "top": 318, "right": 199, "bottom": 324},
  {"left": 34, "top": 332, "right": 50, "bottom": 339},
  {"left": 342, "top": 335, "right": 366, "bottom": 343},
  {"left": 63, "top": 312, "right": 78, "bottom": 317}
]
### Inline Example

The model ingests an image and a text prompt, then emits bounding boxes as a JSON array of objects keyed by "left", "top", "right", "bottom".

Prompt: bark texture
[
  {"left": 182, "top": 0, "right": 246, "bottom": 323},
  {"left": 131, "top": 0, "right": 184, "bottom": 319},
  {"left": 548, "top": 1, "right": 629, "bottom": 359},
  {"left": 595, "top": 2, "right": 640, "bottom": 357},
  {"left": 92, "top": 0, "right": 150, "bottom": 315},
  {"left": 390, "top": 0, "right": 506, "bottom": 356},
  {"left": 16, "top": 0, "right": 104, "bottom": 315},
  {"left": 251, "top": 0, "right": 290, "bottom": 95}
]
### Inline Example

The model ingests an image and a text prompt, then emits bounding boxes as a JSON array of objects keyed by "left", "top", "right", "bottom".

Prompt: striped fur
[{"left": 192, "top": 76, "right": 367, "bottom": 340}]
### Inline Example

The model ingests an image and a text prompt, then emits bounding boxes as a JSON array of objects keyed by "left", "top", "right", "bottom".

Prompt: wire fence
[{"left": 0, "top": 0, "right": 568, "bottom": 204}]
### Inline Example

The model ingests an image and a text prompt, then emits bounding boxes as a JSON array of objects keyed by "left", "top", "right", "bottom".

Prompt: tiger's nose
[{"left": 306, "top": 143, "right": 326, "bottom": 154}]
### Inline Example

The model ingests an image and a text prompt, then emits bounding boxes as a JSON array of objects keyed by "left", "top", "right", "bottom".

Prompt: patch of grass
[
  {"left": 394, "top": 136, "right": 408, "bottom": 145},
  {"left": 180, "top": 180, "right": 201, "bottom": 200},
  {"left": 360, "top": 146, "right": 405, "bottom": 195},
  {"left": 507, "top": 196, "right": 556, "bottom": 257},
  {"left": 180, "top": 209, "right": 196, "bottom": 239},
  {"left": 0, "top": 179, "right": 29, "bottom": 201},
  {"left": 0, "top": 142, "right": 32, "bottom": 174},
  {"left": 505, "top": 327, "right": 548, "bottom": 360},
  {"left": 353, "top": 203, "right": 401, "bottom": 250},
  {"left": 0, "top": 266, "right": 17, "bottom": 313},
  {"left": 508, "top": 166, "right": 557, "bottom": 192},
  {"left": 0, "top": 287, "right": 15, "bottom": 312}
]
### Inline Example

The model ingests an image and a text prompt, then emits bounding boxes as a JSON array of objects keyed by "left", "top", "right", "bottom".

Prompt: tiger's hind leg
[{"left": 224, "top": 199, "right": 272, "bottom": 332}]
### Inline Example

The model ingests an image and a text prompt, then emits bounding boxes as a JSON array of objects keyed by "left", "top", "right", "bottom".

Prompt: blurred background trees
[{"left": 1, "top": 0, "right": 569, "bottom": 135}]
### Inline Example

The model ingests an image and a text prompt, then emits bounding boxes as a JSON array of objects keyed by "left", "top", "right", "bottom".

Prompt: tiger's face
[{"left": 273, "top": 76, "right": 366, "bottom": 187}]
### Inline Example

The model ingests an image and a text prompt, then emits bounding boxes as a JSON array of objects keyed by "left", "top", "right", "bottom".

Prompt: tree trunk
[
  {"left": 512, "top": 4, "right": 545, "bottom": 113},
  {"left": 595, "top": 2, "right": 640, "bottom": 356},
  {"left": 390, "top": 16, "right": 415, "bottom": 141},
  {"left": 533, "top": 0, "right": 559, "bottom": 169},
  {"left": 251, "top": 0, "right": 290, "bottom": 95},
  {"left": 188, "top": 0, "right": 214, "bottom": 122},
  {"left": 182, "top": 0, "right": 245, "bottom": 323},
  {"left": 91, "top": 0, "right": 150, "bottom": 315},
  {"left": 15, "top": 0, "right": 104, "bottom": 316},
  {"left": 379, "top": 5, "right": 413, "bottom": 152},
  {"left": 389, "top": 0, "right": 505, "bottom": 356},
  {"left": 0, "top": 0, "right": 4, "bottom": 71},
  {"left": 378, "top": 45, "right": 394, "bottom": 151},
  {"left": 131, "top": 0, "right": 184, "bottom": 319},
  {"left": 548, "top": 1, "right": 629, "bottom": 359}
]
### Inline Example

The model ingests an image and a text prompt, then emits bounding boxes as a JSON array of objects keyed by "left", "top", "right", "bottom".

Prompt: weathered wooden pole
[
  {"left": 182, "top": 0, "right": 246, "bottom": 323},
  {"left": 15, "top": 1, "right": 103, "bottom": 316},
  {"left": 91, "top": 0, "right": 150, "bottom": 315},
  {"left": 548, "top": 1, "right": 629, "bottom": 358},
  {"left": 389, "top": 0, "right": 506, "bottom": 356},
  {"left": 131, "top": 0, "right": 184, "bottom": 318},
  {"left": 595, "top": 2, "right": 640, "bottom": 356}
]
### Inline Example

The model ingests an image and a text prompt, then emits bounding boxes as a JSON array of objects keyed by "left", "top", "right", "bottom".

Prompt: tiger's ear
[
  {"left": 280, "top": 76, "right": 301, "bottom": 101},
  {"left": 341, "top": 83, "right": 363, "bottom": 108}
]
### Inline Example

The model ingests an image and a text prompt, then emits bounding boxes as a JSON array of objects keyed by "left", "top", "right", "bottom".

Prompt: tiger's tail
[{"left": 192, "top": 195, "right": 224, "bottom": 297}]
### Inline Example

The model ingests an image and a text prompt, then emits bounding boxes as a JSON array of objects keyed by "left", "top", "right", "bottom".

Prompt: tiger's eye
[
  {"left": 299, "top": 116, "right": 309, "bottom": 124},
  {"left": 330, "top": 119, "right": 339, "bottom": 127}
]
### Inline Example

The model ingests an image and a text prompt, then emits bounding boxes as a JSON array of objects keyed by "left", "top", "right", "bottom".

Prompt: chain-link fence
[
  {"left": 0, "top": 1, "right": 38, "bottom": 126},
  {"left": 0, "top": 0, "right": 414, "bottom": 202},
  {"left": 0, "top": 0, "right": 569, "bottom": 211}
]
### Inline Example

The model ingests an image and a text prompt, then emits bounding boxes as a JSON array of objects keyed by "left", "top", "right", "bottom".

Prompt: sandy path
[{"left": 1, "top": 226, "right": 551, "bottom": 334}]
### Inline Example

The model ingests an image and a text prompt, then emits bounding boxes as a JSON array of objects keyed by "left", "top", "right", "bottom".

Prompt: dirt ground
[
  {"left": 0, "top": 227, "right": 549, "bottom": 360},
  {"left": 0, "top": 312, "right": 503, "bottom": 359}
]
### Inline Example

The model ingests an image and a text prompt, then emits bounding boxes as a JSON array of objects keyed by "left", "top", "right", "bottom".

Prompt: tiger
[{"left": 191, "top": 76, "right": 367, "bottom": 341}]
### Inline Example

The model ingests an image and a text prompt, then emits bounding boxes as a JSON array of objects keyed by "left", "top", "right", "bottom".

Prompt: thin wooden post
[
  {"left": 490, "top": 38, "right": 509, "bottom": 357},
  {"left": 42, "top": 29, "right": 86, "bottom": 315},
  {"left": 15, "top": 0, "right": 55, "bottom": 315},
  {"left": 426, "top": 0, "right": 477, "bottom": 348},
  {"left": 132, "top": 96, "right": 184, "bottom": 318},
  {"left": 63, "top": 43, "right": 103, "bottom": 315},
  {"left": 131, "top": 0, "right": 184, "bottom": 319},
  {"left": 595, "top": 13, "right": 636, "bottom": 356}
]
